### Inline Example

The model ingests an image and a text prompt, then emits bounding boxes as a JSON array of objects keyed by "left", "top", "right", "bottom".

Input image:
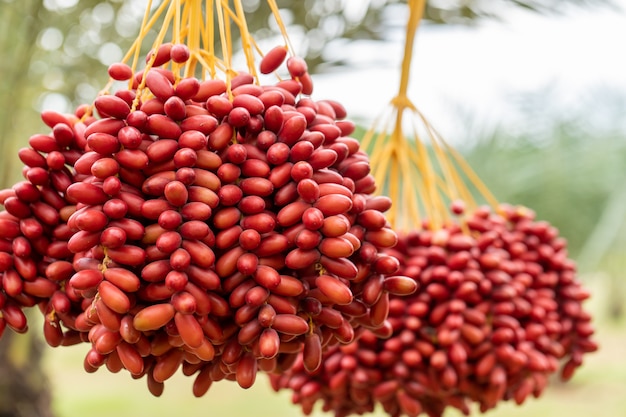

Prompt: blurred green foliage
[{"left": 461, "top": 87, "right": 626, "bottom": 267}]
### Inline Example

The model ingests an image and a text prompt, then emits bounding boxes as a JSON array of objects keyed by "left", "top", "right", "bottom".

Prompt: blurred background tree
[
  {"left": 0, "top": 0, "right": 621, "bottom": 416},
  {"left": 0, "top": 0, "right": 615, "bottom": 182}
]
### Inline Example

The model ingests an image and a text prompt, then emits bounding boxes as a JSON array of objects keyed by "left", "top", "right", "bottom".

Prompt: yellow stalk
[
  {"left": 400, "top": 141, "right": 420, "bottom": 230},
  {"left": 233, "top": 0, "right": 259, "bottom": 81},
  {"left": 170, "top": 0, "right": 183, "bottom": 79},
  {"left": 372, "top": 135, "right": 395, "bottom": 197},
  {"left": 192, "top": 50, "right": 221, "bottom": 74},
  {"left": 130, "top": 0, "right": 178, "bottom": 111},
  {"left": 219, "top": 1, "right": 242, "bottom": 25},
  {"left": 367, "top": 0, "right": 428, "bottom": 230},
  {"left": 364, "top": 0, "right": 502, "bottom": 233},
  {"left": 183, "top": 0, "right": 200, "bottom": 78},
  {"left": 446, "top": 141, "right": 500, "bottom": 210},
  {"left": 361, "top": 109, "right": 388, "bottom": 152},
  {"left": 266, "top": 0, "right": 295, "bottom": 54},
  {"left": 215, "top": 0, "right": 231, "bottom": 90},
  {"left": 410, "top": 123, "right": 441, "bottom": 229},
  {"left": 388, "top": 142, "right": 401, "bottom": 228},
  {"left": 416, "top": 109, "right": 459, "bottom": 206},
  {"left": 360, "top": 128, "right": 377, "bottom": 154},
  {"left": 180, "top": 1, "right": 191, "bottom": 42},
  {"left": 125, "top": 0, "right": 160, "bottom": 72},
  {"left": 396, "top": 0, "right": 425, "bottom": 99},
  {"left": 146, "top": 1, "right": 177, "bottom": 69},
  {"left": 249, "top": 36, "right": 266, "bottom": 56},
  {"left": 173, "top": 0, "right": 181, "bottom": 45},
  {"left": 90, "top": 0, "right": 157, "bottom": 101},
  {"left": 204, "top": 0, "right": 215, "bottom": 78},
  {"left": 430, "top": 130, "right": 475, "bottom": 210}
]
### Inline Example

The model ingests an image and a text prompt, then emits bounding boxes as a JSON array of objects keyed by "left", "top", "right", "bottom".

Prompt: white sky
[
  {"left": 311, "top": 0, "right": 626, "bottom": 140},
  {"left": 38, "top": 0, "right": 626, "bottom": 142}
]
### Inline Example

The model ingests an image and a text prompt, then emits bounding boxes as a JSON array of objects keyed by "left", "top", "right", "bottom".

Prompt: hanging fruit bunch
[
  {"left": 0, "top": 0, "right": 418, "bottom": 397},
  {"left": 269, "top": 0, "right": 598, "bottom": 416}
]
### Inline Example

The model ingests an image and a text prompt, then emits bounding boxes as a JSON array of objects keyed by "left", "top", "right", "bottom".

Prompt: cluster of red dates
[
  {"left": 0, "top": 43, "right": 417, "bottom": 395},
  {"left": 271, "top": 204, "right": 597, "bottom": 416}
]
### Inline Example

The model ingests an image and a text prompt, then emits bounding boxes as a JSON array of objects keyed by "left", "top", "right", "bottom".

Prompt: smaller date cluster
[{"left": 271, "top": 204, "right": 597, "bottom": 417}]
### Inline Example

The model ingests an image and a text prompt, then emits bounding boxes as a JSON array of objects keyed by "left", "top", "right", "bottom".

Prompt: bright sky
[
  {"left": 312, "top": 1, "right": 626, "bottom": 141},
  {"left": 37, "top": 0, "right": 626, "bottom": 142}
]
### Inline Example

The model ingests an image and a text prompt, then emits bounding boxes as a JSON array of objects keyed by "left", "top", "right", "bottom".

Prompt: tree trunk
[
  {"left": 0, "top": 332, "right": 55, "bottom": 417},
  {"left": 0, "top": 1, "right": 56, "bottom": 416}
]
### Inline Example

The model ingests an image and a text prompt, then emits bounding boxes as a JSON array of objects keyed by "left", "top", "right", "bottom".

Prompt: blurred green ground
[{"left": 44, "top": 275, "right": 626, "bottom": 417}]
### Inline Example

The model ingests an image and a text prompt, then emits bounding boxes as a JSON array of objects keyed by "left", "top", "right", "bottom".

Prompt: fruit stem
[
  {"left": 266, "top": 0, "right": 295, "bottom": 56},
  {"left": 396, "top": 0, "right": 426, "bottom": 100},
  {"left": 233, "top": 0, "right": 259, "bottom": 82},
  {"left": 202, "top": 0, "right": 216, "bottom": 79}
]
